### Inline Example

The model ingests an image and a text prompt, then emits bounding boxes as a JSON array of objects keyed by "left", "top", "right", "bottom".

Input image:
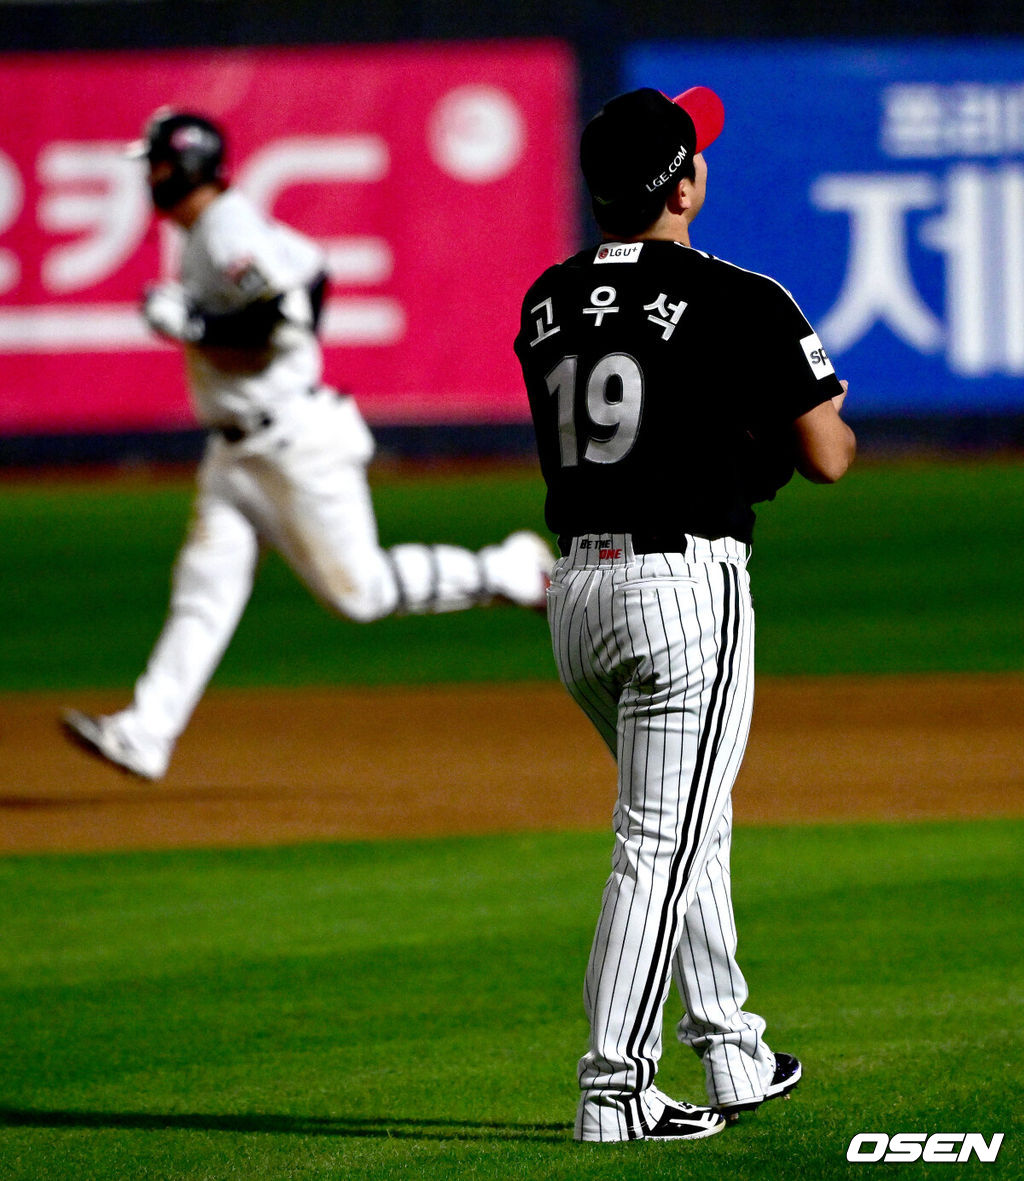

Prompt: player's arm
[
  {"left": 792, "top": 381, "right": 856, "bottom": 483},
  {"left": 752, "top": 279, "right": 855, "bottom": 484},
  {"left": 199, "top": 271, "right": 328, "bottom": 347},
  {"left": 142, "top": 271, "right": 328, "bottom": 348}
]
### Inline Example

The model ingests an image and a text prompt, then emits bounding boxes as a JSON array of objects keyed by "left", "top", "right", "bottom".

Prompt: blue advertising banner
[{"left": 625, "top": 41, "right": 1024, "bottom": 415}]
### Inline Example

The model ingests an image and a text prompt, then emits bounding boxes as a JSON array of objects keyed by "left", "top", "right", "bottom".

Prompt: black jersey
[{"left": 515, "top": 239, "right": 843, "bottom": 545}]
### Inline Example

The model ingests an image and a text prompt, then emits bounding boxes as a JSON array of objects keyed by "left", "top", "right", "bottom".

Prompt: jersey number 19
[{"left": 545, "top": 352, "right": 644, "bottom": 467}]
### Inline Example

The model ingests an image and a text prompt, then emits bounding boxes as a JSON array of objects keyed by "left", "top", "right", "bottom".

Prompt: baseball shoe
[
  {"left": 488, "top": 530, "right": 555, "bottom": 610},
  {"left": 60, "top": 709, "right": 169, "bottom": 781},
  {"left": 716, "top": 1053, "right": 802, "bottom": 1125},
  {"left": 576, "top": 1087, "right": 726, "bottom": 1143},
  {"left": 642, "top": 1100, "right": 726, "bottom": 1141}
]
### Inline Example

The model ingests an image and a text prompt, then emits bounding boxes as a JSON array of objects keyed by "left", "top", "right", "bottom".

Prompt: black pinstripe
[
  {"left": 383, "top": 550, "right": 408, "bottom": 613},
  {"left": 553, "top": 539, "right": 772, "bottom": 1139},
  {"left": 426, "top": 545, "right": 441, "bottom": 607},
  {"left": 475, "top": 552, "right": 490, "bottom": 598},
  {"left": 623, "top": 563, "right": 740, "bottom": 1089}
]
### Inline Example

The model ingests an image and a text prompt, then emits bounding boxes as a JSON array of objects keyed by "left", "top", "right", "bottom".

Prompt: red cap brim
[{"left": 673, "top": 86, "right": 725, "bottom": 154}]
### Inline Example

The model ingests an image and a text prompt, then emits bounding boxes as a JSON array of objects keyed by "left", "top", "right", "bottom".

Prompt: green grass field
[
  {"left": 2, "top": 456, "right": 1021, "bottom": 1177},
  {"left": 1, "top": 821, "right": 1021, "bottom": 1180},
  {"left": 1, "top": 456, "right": 1022, "bottom": 691}
]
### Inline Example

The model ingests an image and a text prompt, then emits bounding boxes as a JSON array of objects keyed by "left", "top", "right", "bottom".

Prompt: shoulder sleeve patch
[
  {"left": 226, "top": 257, "right": 272, "bottom": 299},
  {"left": 800, "top": 332, "right": 836, "bottom": 379}
]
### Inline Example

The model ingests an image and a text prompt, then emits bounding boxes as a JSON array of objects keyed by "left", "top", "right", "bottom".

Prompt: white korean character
[
  {"left": 527, "top": 296, "right": 561, "bottom": 347},
  {"left": 0, "top": 149, "right": 23, "bottom": 294},
  {"left": 583, "top": 285, "right": 619, "bottom": 326},
  {"left": 644, "top": 292, "right": 688, "bottom": 340},
  {"left": 1006, "top": 85, "right": 1024, "bottom": 154},
  {"left": 952, "top": 84, "right": 1003, "bottom": 156},
  {"left": 882, "top": 84, "right": 945, "bottom": 158},
  {"left": 38, "top": 143, "right": 149, "bottom": 292}
]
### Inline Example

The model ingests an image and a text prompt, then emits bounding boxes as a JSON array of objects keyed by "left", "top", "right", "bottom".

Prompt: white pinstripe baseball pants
[{"left": 548, "top": 533, "right": 777, "bottom": 1142}]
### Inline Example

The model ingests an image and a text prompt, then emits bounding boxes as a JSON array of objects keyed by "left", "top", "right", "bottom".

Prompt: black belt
[
  {"left": 557, "top": 531, "right": 691, "bottom": 557},
  {"left": 213, "top": 414, "right": 273, "bottom": 443}
]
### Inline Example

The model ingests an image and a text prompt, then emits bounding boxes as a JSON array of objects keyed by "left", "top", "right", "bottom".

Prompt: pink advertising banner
[{"left": 0, "top": 43, "right": 576, "bottom": 433}]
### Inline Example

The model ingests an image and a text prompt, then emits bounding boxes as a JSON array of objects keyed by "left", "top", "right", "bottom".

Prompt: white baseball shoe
[
  {"left": 575, "top": 1085, "right": 726, "bottom": 1142},
  {"left": 486, "top": 530, "right": 554, "bottom": 610},
  {"left": 61, "top": 709, "right": 169, "bottom": 781}
]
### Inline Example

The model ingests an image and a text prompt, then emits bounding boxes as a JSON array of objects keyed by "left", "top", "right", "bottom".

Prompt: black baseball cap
[{"left": 580, "top": 86, "right": 725, "bottom": 208}]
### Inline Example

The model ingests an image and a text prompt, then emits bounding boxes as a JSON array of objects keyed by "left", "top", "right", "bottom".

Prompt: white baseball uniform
[
  {"left": 548, "top": 533, "right": 773, "bottom": 1140},
  {"left": 91, "top": 188, "right": 550, "bottom": 777}
]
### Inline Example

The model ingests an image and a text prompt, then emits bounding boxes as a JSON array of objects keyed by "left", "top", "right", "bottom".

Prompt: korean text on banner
[
  {"left": 627, "top": 40, "right": 1024, "bottom": 415},
  {"left": 0, "top": 43, "right": 575, "bottom": 434}
]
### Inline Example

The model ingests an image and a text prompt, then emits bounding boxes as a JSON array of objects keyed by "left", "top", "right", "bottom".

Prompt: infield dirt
[{"left": 2, "top": 673, "right": 1021, "bottom": 854}]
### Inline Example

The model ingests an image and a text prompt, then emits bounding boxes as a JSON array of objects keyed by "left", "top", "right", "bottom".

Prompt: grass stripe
[
  {"left": 1, "top": 457, "right": 1022, "bottom": 691},
  {"left": 1, "top": 819, "right": 1020, "bottom": 1179}
]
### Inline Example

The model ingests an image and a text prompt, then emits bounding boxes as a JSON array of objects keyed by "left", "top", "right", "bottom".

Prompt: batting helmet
[{"left": 128, "top": 108, "right": 227, "bottom": 210}]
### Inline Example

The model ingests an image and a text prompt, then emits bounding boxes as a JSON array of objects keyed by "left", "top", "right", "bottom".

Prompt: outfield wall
[{"left": 3, "top": 3, "right": 1024, "bottom": 463}]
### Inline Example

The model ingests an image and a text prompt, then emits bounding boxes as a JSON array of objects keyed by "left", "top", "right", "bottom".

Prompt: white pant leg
[
  {"left": 122, "top": 452, "right": 259, "bottom": 748},
  {"left": 673, "top": 801, "right": 775, "bottom": 1106},
  {"left": 671, "top": 571, "right": 773, "bottom": 1107},
  {"left": 546, "top": 565, "right": 619, "bottom": 754},
  {"left": 550, "top": 551, "right": 760, "bottom": 1141},
  {"left": 243, "top": 395, "right": 541, "bottom": 619},
  {"left": 246, "top": 445, "right": 402, "bottom": 622},
  {"left": 252, "top": 452, "right": 494, "bottom": 620}
]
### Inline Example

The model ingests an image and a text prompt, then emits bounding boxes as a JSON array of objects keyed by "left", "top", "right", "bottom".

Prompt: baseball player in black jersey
[{"left": 515, "top": 86, "right": 855, "bottom": 1143}]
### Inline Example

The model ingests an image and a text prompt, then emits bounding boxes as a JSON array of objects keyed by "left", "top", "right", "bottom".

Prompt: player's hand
[
  {"left": 832, "top": 379, "right": 849, "bottom": 413},
  {"left": 142, "top": 282, "right": 203, "bottom": 342}
]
